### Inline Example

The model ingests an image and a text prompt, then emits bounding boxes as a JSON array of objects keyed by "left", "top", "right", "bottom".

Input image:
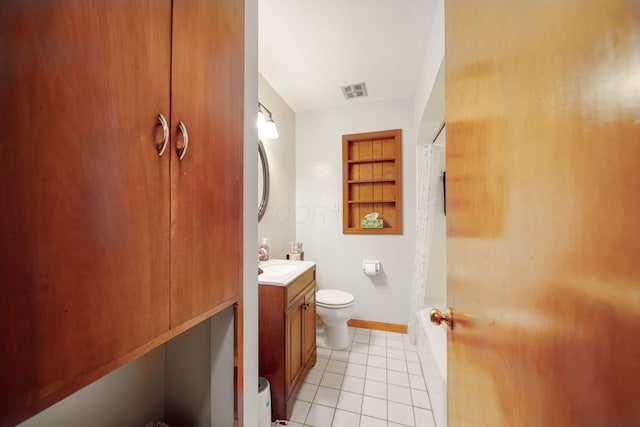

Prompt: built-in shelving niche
[{"left": 342, "top": 129, "right": 403, "bottom": 234}]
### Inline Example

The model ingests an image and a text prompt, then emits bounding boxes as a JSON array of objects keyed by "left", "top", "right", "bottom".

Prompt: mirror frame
[{"left": 258, "top": 140, "right": 270, "bottom": 221}]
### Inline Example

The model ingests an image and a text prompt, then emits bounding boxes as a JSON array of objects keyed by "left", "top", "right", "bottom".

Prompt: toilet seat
[{"left": 316, "top": 289, "right": 355, "bottom": 309}]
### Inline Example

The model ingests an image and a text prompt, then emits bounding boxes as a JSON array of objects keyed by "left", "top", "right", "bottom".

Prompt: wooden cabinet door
[
  {"left": 302, "top": 287, "right": 317, "bottom": 364},
  {"left": 169, "top": 0, "right": 244, "bottom": 327},
  {"left": 285, "top": 295, "right": 304, "bottom": 395},
  {"left": 0, "top": 1, "right": 171, "bottom": 424},
  {"left": 446, "top": 1, "right": 640, "bottom": 426}
]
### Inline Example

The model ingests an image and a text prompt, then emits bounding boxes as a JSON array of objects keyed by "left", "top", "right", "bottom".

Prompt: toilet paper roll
[{"left": 364, "top": 263, "right": 377, "bottom": 276}]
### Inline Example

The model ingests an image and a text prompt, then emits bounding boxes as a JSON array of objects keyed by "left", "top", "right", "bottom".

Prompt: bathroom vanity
[{"left": 258, "top": 260, "right": 317, "bottom": 421}]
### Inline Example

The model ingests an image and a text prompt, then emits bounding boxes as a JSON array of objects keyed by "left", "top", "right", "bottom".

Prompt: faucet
[{"left": 258, "top": 247, "right": 268, "bottom": 262}]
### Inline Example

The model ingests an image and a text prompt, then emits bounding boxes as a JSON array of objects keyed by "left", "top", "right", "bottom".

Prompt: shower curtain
[{"left": 408, "top": 142, "right": 444, "bottom": 344}]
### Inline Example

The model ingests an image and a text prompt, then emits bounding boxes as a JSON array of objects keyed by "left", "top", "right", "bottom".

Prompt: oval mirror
[{"left": 258, "top": 140, "right": 269, "bottom": 222}]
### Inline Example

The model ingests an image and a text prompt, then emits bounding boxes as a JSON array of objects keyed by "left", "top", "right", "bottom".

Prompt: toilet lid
[{"left": 316, "top": 289, "right": 355, "bottom": 307}]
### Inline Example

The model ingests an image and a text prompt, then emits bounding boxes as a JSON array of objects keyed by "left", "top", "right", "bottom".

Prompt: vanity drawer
[{"left": 286, "top": 267, "right": 315, "bottom": 307}]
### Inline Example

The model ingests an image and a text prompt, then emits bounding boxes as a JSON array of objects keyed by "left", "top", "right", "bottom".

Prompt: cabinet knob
[
  {"left": 302, "top": 303, "right": 310, "bottom": 310},
  {"left": 177, "top": 120, "right": 189, "bottom": 160},
  {"left": 156, "top": 114, "right": 169, "bottom": 156}
]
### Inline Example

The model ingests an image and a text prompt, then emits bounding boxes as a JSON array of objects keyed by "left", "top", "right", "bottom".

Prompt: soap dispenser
[{"left": 259, "top": 238, "right": 270, "bottom": 261}]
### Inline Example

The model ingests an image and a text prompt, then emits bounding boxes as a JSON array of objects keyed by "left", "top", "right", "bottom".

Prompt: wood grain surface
[{"left": 446, "top": 1, "right": 640, "bottom": 425}]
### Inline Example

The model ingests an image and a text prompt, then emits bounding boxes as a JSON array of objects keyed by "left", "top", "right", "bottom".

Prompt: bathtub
[{"left": 417, "top": 307, "right": 447, "bottom": 427}]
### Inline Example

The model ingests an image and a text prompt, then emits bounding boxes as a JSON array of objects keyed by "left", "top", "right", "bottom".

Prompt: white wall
[
  {"left": 415, "top": 0, "right": 445, "bottom": 144},
  {"left": 426, "top": 135, "right": 447, "bottom": 305},
  {"left": 416, "top": 0, "right": 446, "bottom": 308},
  {"left": 243, "top": 0, "right": 259, "bottom": 425},
  {"left": 210, "top": 307, "right": 235, "bottom": 427},
  {"left": 163, "top": 308, "right": 235, "bottom": 427},
  {"left": 258, "top": 74, "right": 297, "bottom": 259},
  {"left": 164, "top": 319, "right": 211, "bottom": 427},
  {"left": 296, "top": 99, "right": 416, "bottom": 325}
]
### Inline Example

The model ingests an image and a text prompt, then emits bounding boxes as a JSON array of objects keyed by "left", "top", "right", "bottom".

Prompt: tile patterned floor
[{"left": 273, "top": 327, "right": 437, "bottom": 427}]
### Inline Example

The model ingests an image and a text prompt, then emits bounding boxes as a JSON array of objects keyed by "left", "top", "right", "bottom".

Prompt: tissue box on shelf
[
  {"left": 361, "top": 212, "right": 383, "bottom": 229},
  {"left": 361, "top": 218, "right": 384, "bottom": 229}
]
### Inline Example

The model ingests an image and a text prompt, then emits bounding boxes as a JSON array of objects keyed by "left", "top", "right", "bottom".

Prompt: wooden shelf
[
  {"left": 343, "top": 227, "right": 401, "bottom": 235},
  {"left": 342, "top": 129, "right": 402, "bottom": 234},
  {"left": 347, "top": 179, "right": 396, "bottom": 184},
  {"left": 347, "top": 157, "right": 396, "bottom": 164},
  {"left": 347, "top": 200, "right": 396, "bottom": 204}
]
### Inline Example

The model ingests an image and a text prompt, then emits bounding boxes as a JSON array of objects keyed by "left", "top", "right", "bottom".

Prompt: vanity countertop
[{"left": 258, "top": 259, "right": 316, "bottom": 286}]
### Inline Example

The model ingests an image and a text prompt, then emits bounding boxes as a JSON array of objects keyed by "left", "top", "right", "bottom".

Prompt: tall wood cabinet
[
  {"left": 0, "top": 0, "right": 243, "bottom": 425},
  {"left": 259, "top": 267, "right": 317, "bottom": 421}
]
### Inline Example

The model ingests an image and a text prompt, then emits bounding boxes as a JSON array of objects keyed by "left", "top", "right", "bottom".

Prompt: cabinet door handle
[
  {"left": 156, "top": 114, "right": 169, "bottom": 156},
  {"left": 177, "top": 120, "right": 189, "bottom": 160},
  {"left": 302, "top": 303, "right": 310, "bottom": 310}
]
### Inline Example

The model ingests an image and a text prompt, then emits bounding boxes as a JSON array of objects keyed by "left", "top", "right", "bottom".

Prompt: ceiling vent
[{"left": 341, "top": 82, "right": 368, "bottom": 100}]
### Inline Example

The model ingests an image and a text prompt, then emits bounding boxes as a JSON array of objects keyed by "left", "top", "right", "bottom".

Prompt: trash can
[{"left": 258, "top": 377, "right": 271, "bottom": 427}]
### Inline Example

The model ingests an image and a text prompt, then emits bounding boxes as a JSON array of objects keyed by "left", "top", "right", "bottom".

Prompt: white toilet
[{"left": 315, "top": 289, "right": 356, "bottom": 350}]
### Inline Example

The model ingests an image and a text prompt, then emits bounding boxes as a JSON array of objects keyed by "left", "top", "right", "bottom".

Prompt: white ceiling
[{"left": 259, "top": 0, "right": 436, "bottom": 113}]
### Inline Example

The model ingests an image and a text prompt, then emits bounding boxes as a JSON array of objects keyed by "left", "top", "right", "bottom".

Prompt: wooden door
[
  {"left": 169, "top": 0, "right": 244, "bottom": 326},
  {"left": 0, "top": 1, "right": 171, "bottom": 424},
  {"left": 445, "top": 1, "right": 640, "bottom": 426}
]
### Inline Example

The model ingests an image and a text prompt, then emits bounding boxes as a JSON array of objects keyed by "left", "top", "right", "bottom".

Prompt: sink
[
  {"left": 258, "top": 259, "right": 316, "bottom": 286},
  {"left": 261, "top": 263, "right": 298, "bottom": 276}
]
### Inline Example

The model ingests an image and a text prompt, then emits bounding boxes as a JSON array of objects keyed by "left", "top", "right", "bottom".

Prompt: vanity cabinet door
[
  {"left": 286, "top": 293, "right": 305, "bottom": 395},
  {"left": 169, "top": 0, "right": 244, "bottom": 327},
  {"left": 0, "top": 1, "right": 171, "bottom": 424},
  {"left": 286, "top": 285, "right": 317, "bottom": 402},
  {"left": 302, "top": 287, "right": 317, "bottom": 365}
]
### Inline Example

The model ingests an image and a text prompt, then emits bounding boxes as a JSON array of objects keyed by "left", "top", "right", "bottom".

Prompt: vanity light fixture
[{"left": 258, "top": 102, "right": 279, "bottom": 140}]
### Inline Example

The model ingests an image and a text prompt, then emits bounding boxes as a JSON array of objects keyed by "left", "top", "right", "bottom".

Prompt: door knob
[{"left": 430, "top": 307, "right": 454, "bottom": 330}]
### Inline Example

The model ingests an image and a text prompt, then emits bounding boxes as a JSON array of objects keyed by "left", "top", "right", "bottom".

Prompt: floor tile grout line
[{"left": 294, "top": 327, "right": 432, "bottom": 427}]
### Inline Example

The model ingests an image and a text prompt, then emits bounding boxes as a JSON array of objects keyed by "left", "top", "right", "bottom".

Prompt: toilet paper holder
[{"left": 362, "top": 260, "right": 381, "bottom": 275}]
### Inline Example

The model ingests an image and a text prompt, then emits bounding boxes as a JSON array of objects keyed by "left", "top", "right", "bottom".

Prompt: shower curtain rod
[{"left": 431, "top": 121, "right": 445, "bottom": 144}]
